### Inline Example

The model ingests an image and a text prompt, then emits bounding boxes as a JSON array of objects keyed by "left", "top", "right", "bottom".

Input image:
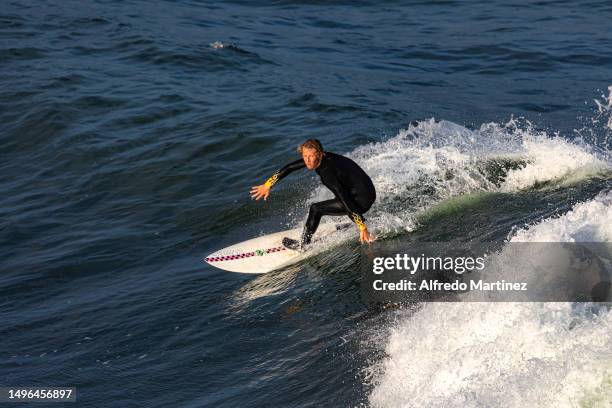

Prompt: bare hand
[
  {"left": 360, "top": 227, "right": 376, "bottom": 244},
  {"left": 250, "top": 184, "right": 271, "bottom": 201}
]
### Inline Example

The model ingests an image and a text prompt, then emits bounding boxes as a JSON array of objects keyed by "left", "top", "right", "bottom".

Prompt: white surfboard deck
[{"left": 204, "top": 223, "right": 344, "bottom": 274}]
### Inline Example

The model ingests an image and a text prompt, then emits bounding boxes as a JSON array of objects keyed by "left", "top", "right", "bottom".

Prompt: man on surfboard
[{"left": 250, "top": 139, "right": 376, "bottom": 250}]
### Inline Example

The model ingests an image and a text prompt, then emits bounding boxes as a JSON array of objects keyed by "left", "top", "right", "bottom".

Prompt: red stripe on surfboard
[{"left": 204, "top": 246, "right": 287, "bottom": 263}]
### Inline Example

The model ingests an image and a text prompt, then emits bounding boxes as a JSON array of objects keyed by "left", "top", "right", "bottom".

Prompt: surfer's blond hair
[{"left": 298, "top": 139, "right": 323, "bottom": 154}]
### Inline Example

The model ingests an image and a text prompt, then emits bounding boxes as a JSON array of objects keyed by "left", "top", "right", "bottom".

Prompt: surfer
[{"left": 250, "top": 139, "right": 376, "bottom": 250}]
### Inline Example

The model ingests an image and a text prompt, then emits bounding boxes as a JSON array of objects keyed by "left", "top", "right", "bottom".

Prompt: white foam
[
  {"left": 367, "top": 193, "right": 612, "bottom": 407},
  {"left": 511, "top": 190, "right": 612, "bottom": 242},
  {"left": 497, "top": 128, "right": 608, "bottom": 192},
  {"left": 209, "top": 41, "right": 227, "bottom": 49},
  {"left": 594, "top": 85, "right": 612, "bottom": 131},
  {"left": 368, "top": 302, "right": 612, "bottom": 408}
]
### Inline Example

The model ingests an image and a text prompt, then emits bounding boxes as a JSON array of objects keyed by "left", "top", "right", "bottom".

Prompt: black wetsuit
[{"left": 264, "top": 152, "right": 376, "bottom": 244}]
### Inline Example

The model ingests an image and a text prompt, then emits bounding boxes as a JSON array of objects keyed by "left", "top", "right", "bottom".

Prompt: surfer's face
[{"left": 302, "top": 148, "right": 323, "bottom": 170}]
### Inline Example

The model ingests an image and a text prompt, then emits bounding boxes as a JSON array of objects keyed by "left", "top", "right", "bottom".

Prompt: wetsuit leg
[{"left": 302, "top": 199, "right": 347, "bottom": 244}]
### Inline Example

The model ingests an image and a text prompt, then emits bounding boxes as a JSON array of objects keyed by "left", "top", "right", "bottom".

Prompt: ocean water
[{"left": 1, "top": 0, "right": 611, "bottom": 407}]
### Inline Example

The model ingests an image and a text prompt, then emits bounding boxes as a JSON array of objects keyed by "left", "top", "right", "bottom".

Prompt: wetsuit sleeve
[
  {"left": 264, "top": 159, "right": 306, "bottom": 188},
  {"left": 324, "top": 174, "right": 367, "bottom": 231}
]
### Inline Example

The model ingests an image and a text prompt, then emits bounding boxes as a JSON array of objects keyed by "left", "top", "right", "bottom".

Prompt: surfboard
[{"left": 204, "top": 223, "right": 344, "bottom": 274}]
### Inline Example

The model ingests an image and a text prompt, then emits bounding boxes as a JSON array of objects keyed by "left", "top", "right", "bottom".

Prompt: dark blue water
[{"left": 1, "top": 1, "right": 611, "bottom": 407}]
